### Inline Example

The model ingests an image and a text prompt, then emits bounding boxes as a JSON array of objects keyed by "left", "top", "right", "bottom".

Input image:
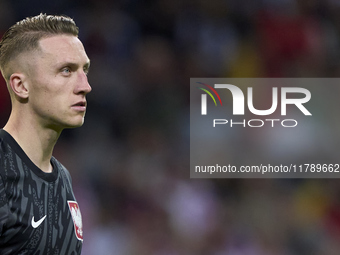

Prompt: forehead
[{"left": 38, "top": 35, "right": 89, "bottom": 64}]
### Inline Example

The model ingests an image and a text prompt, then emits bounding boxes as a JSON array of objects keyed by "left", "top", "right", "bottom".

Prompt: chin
[
  {"left": 63, "top": 117, "right": 85, "bottom": 129},
  {"left": 48, "top": 116, "right": 85, "bottom": 131},
  {"left": 69, "top": 121, "right": 85, "bottom": 128}
]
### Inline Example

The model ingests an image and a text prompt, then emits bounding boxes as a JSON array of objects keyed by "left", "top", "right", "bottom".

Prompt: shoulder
[
  {"left": 0, "top": 130, "right": 14, "bottom": 182},
  {"left": 51, "top": 156, "right": 73, "bottom": 184},
  {"left": 50, "top": 157, "right": 77, "bottom": 201},
  {"left": 0, "top": 150, "right": 9, "bottom": 236},
  {"left": 0, "top": 129, "right": 10, "bottom": 159}
]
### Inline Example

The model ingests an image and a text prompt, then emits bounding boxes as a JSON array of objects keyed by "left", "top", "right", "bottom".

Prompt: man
[{"left": 0, "top": 13, "right": 91, "bottom": 254}]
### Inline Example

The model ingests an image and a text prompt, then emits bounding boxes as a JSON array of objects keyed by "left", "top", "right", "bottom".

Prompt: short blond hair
[{"left": 0, "top": 13, "right": 79, "bottom": 81}]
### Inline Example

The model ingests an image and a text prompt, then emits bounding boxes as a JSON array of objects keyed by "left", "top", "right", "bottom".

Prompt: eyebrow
[{"left": 58, "top": 60, "right": 90, "bottom": 72}]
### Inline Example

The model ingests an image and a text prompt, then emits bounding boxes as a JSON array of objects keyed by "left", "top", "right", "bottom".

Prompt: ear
[{"left": 9, "top": 73, "right": 29, "bottom": 100}]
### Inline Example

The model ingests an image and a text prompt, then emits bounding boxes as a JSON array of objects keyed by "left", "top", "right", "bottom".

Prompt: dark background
[{"left": 1, "top": 0, "right": 340, "bottom": 254}]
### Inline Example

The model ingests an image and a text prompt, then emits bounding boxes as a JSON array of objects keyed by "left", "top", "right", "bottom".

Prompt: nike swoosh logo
[{"left": 31, "top": 215, "right": 47, "bottom": 228}]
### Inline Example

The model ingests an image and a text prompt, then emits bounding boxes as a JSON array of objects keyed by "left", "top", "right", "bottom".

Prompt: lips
[
  {"left": 72, "top": 101, "right": 86, "bottom": 107},
  {"left": 71, "top": 101, "right": 87, "bottom": 111}
]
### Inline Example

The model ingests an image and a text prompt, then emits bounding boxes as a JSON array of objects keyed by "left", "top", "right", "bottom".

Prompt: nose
[{"left": 75, "top": 71, "right": 92, "bottom": 95}]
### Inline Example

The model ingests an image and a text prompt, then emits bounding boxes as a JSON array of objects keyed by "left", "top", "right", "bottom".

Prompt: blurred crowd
[{"left": 1, "top": 0, "right": 340, "bottom": 254}]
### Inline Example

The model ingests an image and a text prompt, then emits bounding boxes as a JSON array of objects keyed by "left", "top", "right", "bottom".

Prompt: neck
[{"left": 3, "top": 110, "right": 61, "bottom": 173}]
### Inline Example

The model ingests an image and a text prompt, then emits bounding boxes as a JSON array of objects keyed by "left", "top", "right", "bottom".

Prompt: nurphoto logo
[
  {"left": 190, "top": 78, "right": 339, "bottom": 179},
  {"left": 197, "top": 82, "right": 312, "bottom": 128}
]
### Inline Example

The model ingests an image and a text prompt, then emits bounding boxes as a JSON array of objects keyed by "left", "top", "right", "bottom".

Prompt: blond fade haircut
[{"left": 0, "top": 13, "right": 79, "bottom": 82}]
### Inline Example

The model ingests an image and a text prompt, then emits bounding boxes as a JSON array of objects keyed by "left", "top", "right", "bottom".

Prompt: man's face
[{"left": 27, "top": 35, "right": 91, "bottom": 131}]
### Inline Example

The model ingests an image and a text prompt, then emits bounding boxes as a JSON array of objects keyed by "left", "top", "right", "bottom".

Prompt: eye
[
  {"left": 83, "top": 67, "right": 90, "bottom": 76},
  {"left": 61, "top": 67, "right": 71, "bottom": 75}
]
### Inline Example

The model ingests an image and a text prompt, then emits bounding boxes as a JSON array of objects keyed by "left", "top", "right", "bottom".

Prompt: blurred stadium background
[{"left": 1, "top": 0, "right": 340, "bottom": 254}]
